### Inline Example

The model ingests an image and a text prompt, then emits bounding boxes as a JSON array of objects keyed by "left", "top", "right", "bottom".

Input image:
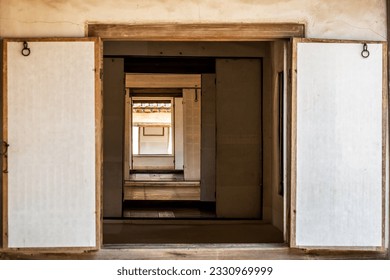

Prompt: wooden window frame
[
  {"left": 89, "top": 23, "right": 304, "bottom": 250},
  {"left": 131, "top": 97, "right": 174, "bottom": 157},
  {"left": 278, "top": 71, "right": 285, "bottom": 197}
]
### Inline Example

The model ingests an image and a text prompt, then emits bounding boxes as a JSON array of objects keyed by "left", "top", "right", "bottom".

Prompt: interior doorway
[
  {"left": 123, "top": 74, "right": 206, "bottom": 219},
  {"left": 102, "top": 40, "right": 287, "bottom": 244},
  {"left": 130, "top": 97, "right": 176, "bottom": 171}
]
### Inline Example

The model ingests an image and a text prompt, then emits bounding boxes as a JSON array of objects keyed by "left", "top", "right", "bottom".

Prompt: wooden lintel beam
[{"left": 88, "top": 23, "right": 305, "bottom": 41}]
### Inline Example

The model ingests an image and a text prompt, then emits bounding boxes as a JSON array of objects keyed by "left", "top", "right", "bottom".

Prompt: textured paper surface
[
  {"left": 7, "top": 41, "right": 96, "bottom": 248},
  {"left": 296, "top": 43, "right": 383, "bottom": 247}
]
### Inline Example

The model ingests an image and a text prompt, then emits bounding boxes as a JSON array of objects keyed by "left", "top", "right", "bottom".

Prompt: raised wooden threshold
[
  {"left": 123, "top": 206, "right": 215, "bottom": 219},
  {"left": 1, "top": 245, "right": 387, "bottom": 260},
  {"left": 87, "top": 23, "right": 305, "bottom": 41},
  {"left": 128, "top": 172, "right": 184, "bottom": 181},
  {"left": 124, "top": 181, "right": 200, "bottom": 201}
]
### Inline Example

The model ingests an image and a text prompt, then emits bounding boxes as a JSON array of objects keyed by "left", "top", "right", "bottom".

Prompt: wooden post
[
  {"left": 0, "top": 40, "right": 3, "bottom": 249},
  {"left": 387, "top": 0, "right": 390, "bottom": 260}
]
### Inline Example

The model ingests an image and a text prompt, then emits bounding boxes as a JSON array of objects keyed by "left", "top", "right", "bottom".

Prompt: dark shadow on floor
[{"left": 103, "top": 220, "right": 284, "bottom": 244}]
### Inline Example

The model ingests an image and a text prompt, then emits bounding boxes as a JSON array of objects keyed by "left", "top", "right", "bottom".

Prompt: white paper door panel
[
  {"left": 295, "top": 42, "right": 384, "bottom": 247},
  {"left": 183, "top": 89, "right": 201, "bottom": 181},
  {"left": 174, "top": 97, "right": 184, "bottom": 170},
  {"left": 6, "top": 41, "right": 96, "bottom": 248}
]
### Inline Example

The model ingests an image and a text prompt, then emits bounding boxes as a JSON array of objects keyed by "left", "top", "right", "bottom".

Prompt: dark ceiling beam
[{"left": 123, "top": 57, "right": 215, "bottom": 74}]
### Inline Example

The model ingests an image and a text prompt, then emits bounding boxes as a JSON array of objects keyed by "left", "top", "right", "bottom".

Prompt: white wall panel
[
  {"left": 174, "top": 97, "right": 184, "bottom": 170},
  {"left": 6, "top": 41, "right": 96, "bottom": 248},
  {"left": 295, "top": 42, "right": 383, "bottom": 247}
]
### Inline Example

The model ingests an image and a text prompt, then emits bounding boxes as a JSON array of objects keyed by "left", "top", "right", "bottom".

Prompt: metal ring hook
[
  {"left": 1, "top": 141, "right": 9, "bottom": 173},
  {"left": 1, "top": 141, "right": 9, "bottom": 156},
  {"left": 361, "top": 43, "right": 369, "bottom": 58},
  {"left": 21, "top": 41, "right": 31, "bottom": 56}
]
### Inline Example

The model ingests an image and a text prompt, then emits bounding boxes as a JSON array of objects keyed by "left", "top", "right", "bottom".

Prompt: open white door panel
[
  {"left": 291, "top": 38, "right": 387, "bottom": 250},
  {"left": 183, "top": 88, "right": 201, "bottom": 181},
  {"left": 2, "top": 38, "right": 102, "bottom": 249}
]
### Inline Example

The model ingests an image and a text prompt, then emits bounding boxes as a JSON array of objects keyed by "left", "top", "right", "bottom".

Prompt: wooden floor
[
  {"left": 123, "top": 207, "right": 215, "bottom": 218},
  {"left": 2, "top": 222, "right": 387, "bottom": 259},
  {"left": 1, "top": 227, "right": 388, "bottom": 260},
  {"left": 125, "top": 172, "right": 207, "bottom": 217},
  {"left": 1, "top": 246, "right": 388, "bottom": 260}
]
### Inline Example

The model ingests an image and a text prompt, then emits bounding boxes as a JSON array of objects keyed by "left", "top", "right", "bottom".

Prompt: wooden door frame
[
  {"left": 1, "top": 37, "right": 103, "bottom": 252},
  {"left": 0, "top": 40, "right": 3, "bottom": 249},
  {"left": 89, "top": 23, "right": 304, "bottom": 248},
  {"left": 125, "top": 74, "right": 202, "bottom": 175},
  {"left": 129, "top": 96, "right": 175, "bottom": 171},
  {"left": 387, "top": 0, "right": 390, "bottom": 260}
]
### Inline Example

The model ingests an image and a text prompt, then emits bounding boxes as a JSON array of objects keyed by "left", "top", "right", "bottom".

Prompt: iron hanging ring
[
  {"left": 361, "top": 43, "right": 369, "bottom": 58},
  {"left": 1, "top": 141, "right": 9, "bottom": 156},
  {"left": 21, "top": 41, "right": 31, "bottom": 56},
  {"left": 2, "top": 141, "right": 9, "bottom": 173}
]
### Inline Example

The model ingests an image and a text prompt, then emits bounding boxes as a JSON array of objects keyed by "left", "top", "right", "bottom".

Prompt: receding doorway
[
  {"left": 102, "top": 41, "right": 287, "bottom": 244},
  {"left": 123, "top": 74, "right": 207, "bottom": 219}
]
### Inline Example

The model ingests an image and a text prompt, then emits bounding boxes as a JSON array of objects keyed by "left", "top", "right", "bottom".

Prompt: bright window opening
[{"left": 132, "top": 100, "right": 173, "bottom": 155}]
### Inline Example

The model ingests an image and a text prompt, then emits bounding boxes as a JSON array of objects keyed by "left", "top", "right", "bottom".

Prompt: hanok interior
[{"left": 102, "top": 41, "right": 287, "bottom": 244}]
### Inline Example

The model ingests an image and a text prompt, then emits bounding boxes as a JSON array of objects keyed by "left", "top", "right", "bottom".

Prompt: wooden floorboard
[
  {"left": 124, "top": 181, "right": 200, "bottom": 186},
  {"left": 158, "top": 211, "right": 175, "bottom": 218},
  {"left": 123, "top": 208, "right": 215, "bottom": 218},
  {"left": 124, "top": 172, "right": 200, "bottom": 200},
  {"left": 0, "top": 246, "right": 387, "bottom": 260},
  {"left": 128, "top": 173, "right": 184, "bottom": 181},
  {"left": 124, "top": 185, "right": 200, "bottom": 201}
]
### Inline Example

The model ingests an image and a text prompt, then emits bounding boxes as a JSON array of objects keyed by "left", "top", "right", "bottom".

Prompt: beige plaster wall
[{"left": 0, "top": 0, "right": 386, "bottom": 40}]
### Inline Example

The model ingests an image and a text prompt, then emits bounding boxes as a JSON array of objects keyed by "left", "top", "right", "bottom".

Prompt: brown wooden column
[
  {"left": 387, "top": 0, "right": 390, "bottom": 260},
  {"left": 103, "top": 58, "right": 125, "bottom": 218},
  {"left": 216, "top": 58, "right": 262, "bottom": 218},
  {"left": 0, "top": 40, "right": 3, "bottom": 248}
]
